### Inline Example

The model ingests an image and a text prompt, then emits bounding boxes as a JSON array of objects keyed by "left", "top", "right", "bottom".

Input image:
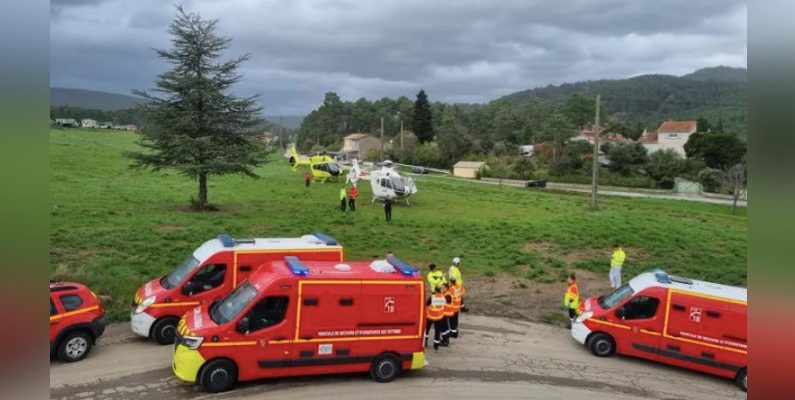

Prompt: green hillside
[
  {"left": 50, "top": 129, "right": 746, "bottom": 321},
  {"left": 497, "top": 67, "right": 747, "bottom": 135}
]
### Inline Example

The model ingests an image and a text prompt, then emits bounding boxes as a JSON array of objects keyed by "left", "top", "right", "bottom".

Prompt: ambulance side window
[
  {"left": 246, "top": 296, "right": 289, "bottom": 332},
  {"left": 188, "top": 264, "right": 227, "bottom": 294},
  {"left": 621, "top": 296, "right": 660, "bottom": 320},
  {"left": 60, "top": 294, "right": 83, "bottom": 312}
]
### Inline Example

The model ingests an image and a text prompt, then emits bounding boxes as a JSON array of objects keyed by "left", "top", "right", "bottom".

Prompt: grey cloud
[{"left": 50, "top": 0, "right": 747, "bottom": 115}]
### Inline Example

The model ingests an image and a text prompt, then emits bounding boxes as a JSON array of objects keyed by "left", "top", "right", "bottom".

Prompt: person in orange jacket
[
  {"left": 425, "top": 285, "right": 447, "bottom": 350},
  {"left": 303, "top": 171, "right": 311, "bottom": 187},
  {"left": 449, "top": 277, "right": 466, "bottom": 338},
  {"left": 564, "top": 272, "right": 580, "bottom": 326},
  {"left": 441, "top": 283, "right": 455, "bottom": 346},
  {"left": 348, "top": 185, "right": 358, "bottom": 211}
]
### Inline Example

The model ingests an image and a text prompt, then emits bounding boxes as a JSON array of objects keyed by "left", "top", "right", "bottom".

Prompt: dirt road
[{"left": 50, "top": 316, "right": 745, "bottom": 400}]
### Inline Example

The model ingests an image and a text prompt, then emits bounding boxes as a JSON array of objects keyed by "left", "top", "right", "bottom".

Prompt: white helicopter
[{"left": 368, "top": 160, "right": 418, "bottom": 205}]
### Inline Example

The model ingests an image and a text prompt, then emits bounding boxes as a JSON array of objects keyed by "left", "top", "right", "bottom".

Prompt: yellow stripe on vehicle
[
  {"left": 202, "top": 341, "right": 257, "bottom": 347},
  {"left": 50, "top": 305, "right": 100, "bottom": 321},
  {"left": 149, "top": 302, "right": 200, "bottom": 308}
]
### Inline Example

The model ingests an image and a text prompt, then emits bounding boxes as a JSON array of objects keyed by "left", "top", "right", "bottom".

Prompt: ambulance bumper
[
  {"left": 410, "top": 352, "right": 425, "bottom": 370},
  {"left": 173, "top": 344, "right": 206, "bottom": 383},
  {"left": 130, "top": 310, "right": 156, "bottom": 338},
  {"left": 571, "top": 320, "right": 591, "bottom": 345}
]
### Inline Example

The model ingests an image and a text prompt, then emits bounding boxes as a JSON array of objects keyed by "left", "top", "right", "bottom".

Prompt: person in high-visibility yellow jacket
[
  {"left": 448, "top": 257, "right": 469, "bottom": 312},
  {"left": 564, "top": 272, "right": 580, "bottom": 325},
  {"left": 339, "top": 187, "right": 347, "bottom": 212},
  {"left": 609, "top": 244, "right": 626, "bottom": 288},
  {"left": 426, "top": 263, "right": 446, "bottom": 294}
]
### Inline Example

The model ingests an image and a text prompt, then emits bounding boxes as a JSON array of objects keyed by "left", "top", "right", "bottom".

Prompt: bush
[
  {"left": 646, "top": 149, "right": 685, "bottom": 183},
  {"left": 605, "top": 142, "right": 648, "bottom": 175},
  {"left": 659, "top": 177, "right": 675, "bottom": 189},
  {"left": 698, "top": 167, "right": 723, "bottom": 193}
]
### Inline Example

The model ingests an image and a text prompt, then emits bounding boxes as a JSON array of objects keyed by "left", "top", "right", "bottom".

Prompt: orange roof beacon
[
  {"left": 571, "top": 270, "right": 747, "bottom": 392},
  {"left": 50, "top": 281, "right": 106, "bottom": 362},
  {"left": 172, "top": 256, "right": 426, "bottom": 392},
  {"left": 131, "top": 233, "right": 344, "bottom": 345}
]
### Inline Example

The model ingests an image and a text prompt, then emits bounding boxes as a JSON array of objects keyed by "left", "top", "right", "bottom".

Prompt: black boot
[
  {"left": 451, "top": 331, "right": 458, "bottom": 339},
  {"left": 440, "top": 336, "right": 449, "bottom": 347},
  {"left": 424, "top": 337, "right": 428, "bottom": 348},
  {"left": 434, "top": 343, "right": 439, "bottom": 351}
]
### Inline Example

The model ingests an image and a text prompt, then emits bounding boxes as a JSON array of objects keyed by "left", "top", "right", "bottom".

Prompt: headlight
[
  {"left": 135, "top": 296, "right": 156, "bottom": 314},
  {"left": 575, "top": 311, "right": 593, "bottom": 323},
  {"left": 182, "top": 335, "right": 204, "bottom": 350}
]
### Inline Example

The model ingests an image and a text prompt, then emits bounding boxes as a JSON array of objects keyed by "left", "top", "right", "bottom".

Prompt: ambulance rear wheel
[
  {"left": 588, "top": 333, "right": 615, "bottom": 357},
  {"left": 199, "top": 359, "right": 237, "bottom": 393},
  {"left": 735, "top": 368, "right": 747, "bottom": 392},
  {"left": 370, "top": 353, "right": 401, "bottom": 383},
  {"left": 152, "top": 317, "right": 178, "bottom": 345},
  {"left": 57, "top": 330, "right": 92, "bottom": 362}
]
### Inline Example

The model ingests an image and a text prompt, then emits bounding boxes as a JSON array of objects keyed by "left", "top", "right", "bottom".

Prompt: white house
[
  {"left": 55, "top": 118, "right": 79, "bottom": 127},
  {"left": 638, "top": 120, "right": 697, "bottom": 155},
  {"left": 81, "top": 119, "right": 98, "bottom": 128}
]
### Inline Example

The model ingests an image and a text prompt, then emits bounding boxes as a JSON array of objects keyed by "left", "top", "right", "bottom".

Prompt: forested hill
[
  {"left": 496, "top": 67, "right": 747, "bottom": 135},
  {"left": 51, "top": 88, "right": 143, "bottom": 111}
]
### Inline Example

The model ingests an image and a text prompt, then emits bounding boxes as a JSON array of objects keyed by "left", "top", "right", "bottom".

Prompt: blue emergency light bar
[
  {"left": 285, "top": 256, "right": 310, "bottom": 276},
  {"left": 218, "top": 234, "right": 235, "bottom": 248},
  {"left": 387, "top": 256, "right": 419, "bottom": 276},
  {"left": 654, "top": 270, "right": 671, "bottom": 284},
  {"left": 312, "top": 232, "right": 338, "bottom": 245}
]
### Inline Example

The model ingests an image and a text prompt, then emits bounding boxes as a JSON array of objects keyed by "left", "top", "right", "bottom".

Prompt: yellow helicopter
[{"left": 288, "top": 146, "right": 343, "bottom": 183}]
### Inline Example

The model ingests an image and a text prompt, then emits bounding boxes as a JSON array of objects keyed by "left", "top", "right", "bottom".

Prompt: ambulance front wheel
[
  {"left": 57, "top": 330, "right": 93, "bottom": 362},
  {"left": 735, "top": 368, "right": 747, "bottom": 392},
  {"left": 199, "top": 359, "right": 238, "bottom": 393},
  {"left": 370, "top": 353, "right": 402, "bottom": 383},
  {"left": 587, "top": 333, "right": 615, "bottom": 357},
  {"left": 152, "top": 317, "right": 178, "bottom": 345}
]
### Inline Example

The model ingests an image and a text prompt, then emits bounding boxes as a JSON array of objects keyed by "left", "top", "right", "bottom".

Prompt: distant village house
[
  {"left": 341, "top": 133, "right": 381, "bottom": 160},
  {"left": 81, "top": 119, "right": 98, "bottom": 128},
  {"left": 453, "top": 161, "right": 487, "bottom": 179},
  {"left": 54, "top": 118, "right": 79, "bottom": 127},
  {"left": 638, "top": 120, "right": 697, "bottom": 155}
]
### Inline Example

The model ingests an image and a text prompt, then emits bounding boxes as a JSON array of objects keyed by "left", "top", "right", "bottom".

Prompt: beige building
[
  {"left": 342, "top": 133, "right": 382, "bottom": 160},
  {"left": 453, "top": 161, "right": 486, "bottom": 179},
  {"left": 638, "top": 120, "right": 697, "bottom": 155}
]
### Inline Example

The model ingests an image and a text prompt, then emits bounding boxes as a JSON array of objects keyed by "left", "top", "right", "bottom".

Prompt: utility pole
[
  {"left": 400, "top": 119, "right": 404, "bottom": 150},
  {"left": 381, "top": 117, "right": 384, "bottom": 162},
  {"left": 590, "top": 95, "right": 601, "bottom": 210}
]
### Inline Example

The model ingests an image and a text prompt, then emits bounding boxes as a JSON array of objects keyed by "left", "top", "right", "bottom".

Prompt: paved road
[
  {"left": 50, "top": 316, "right": 745, "bottom": 400},
  {"left": 417, "top": 174, "right": 747, "bottom": 207}
]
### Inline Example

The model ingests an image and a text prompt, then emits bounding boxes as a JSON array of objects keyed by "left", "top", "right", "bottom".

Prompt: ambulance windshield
[
  {"left": 161, "top": 256, "right": 200, "bottom": 289},
  {"left": 598, "top": 284, "right": 634, "bottom": 309},
  {"left": 210, "top": 282, "right": 259, "bottom": 325}
]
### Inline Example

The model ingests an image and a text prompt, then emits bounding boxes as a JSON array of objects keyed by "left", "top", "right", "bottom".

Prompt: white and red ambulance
[
  {"left": 571, "top": 270, "right": 747, "bottom": 391},
  {"left": 131, "top": 233, "right": 344, "bottom": 344}
]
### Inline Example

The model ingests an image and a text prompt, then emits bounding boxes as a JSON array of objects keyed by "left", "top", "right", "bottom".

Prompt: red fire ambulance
[
  {"left": 50, "top": 281, "right": 106, "bottom": 362},
  {"left": 172, "top": 256, "right": 426, "bottom": 392},
  {"left": 131, "top": 233, "right": 344, "bottom": 344},
  {"left": 571, "top": 271, "right": 747, "bottom": 391}
]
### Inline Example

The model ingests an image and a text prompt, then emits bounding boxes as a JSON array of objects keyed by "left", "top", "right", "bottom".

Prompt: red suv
[{"left": 50, "top": 281, "right": 106, "bottom": 362}]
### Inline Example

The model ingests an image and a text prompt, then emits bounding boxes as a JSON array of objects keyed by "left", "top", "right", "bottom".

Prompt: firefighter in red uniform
[
  {"left": 425, "top": 285, "right": 447, "bottom": 350},
  {"left": 441, "top": 283, "right": 455, "bottom": 346},
  {"left": 449, "top": 277, "right": 466, "bottom": 338}
]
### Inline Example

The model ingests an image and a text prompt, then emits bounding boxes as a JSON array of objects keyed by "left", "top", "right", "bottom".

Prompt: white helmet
[{"left": 452, "top": 257, "right": 461, "bottom": 265}]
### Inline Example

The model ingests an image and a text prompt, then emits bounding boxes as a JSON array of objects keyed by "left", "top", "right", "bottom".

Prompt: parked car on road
[{"left": 50, "top": 281, "right": 106, "bottom": 362}]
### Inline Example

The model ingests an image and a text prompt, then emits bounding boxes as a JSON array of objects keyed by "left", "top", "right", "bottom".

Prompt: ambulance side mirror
[
  {"left": 616, "top": 307, "right": 626, "bottom": 320},
  {"left": 236, "top": 316, "right": 251, "bottom": 334}
]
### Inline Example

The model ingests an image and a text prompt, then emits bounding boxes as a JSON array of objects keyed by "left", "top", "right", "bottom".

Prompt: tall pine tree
[
  {"left": 412, "top": 89, "right": 434, "bottom": 144},
  {"left": 127, "top": 6, "right": 264, "bottom": 210}
]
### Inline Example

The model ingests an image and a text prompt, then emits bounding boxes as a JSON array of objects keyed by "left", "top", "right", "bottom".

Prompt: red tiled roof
[
  {"left": 637, "top": 132, "right": 658, "bottom": 143},
  {"left": 578, "top": 129, "right": 629, "bottom": 142},
  {"left": 657, "top": 120, "right": 697, "bottom": 133}
]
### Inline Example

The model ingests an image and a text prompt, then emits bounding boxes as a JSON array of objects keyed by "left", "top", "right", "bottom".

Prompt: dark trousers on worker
[
  {"left": 425, "top": 319, "right": 446, "bottom": 349},
  {"left": 348, "top": 198, "right": 356, "bottom": 211},
  {"left": 450, "top": 312, "right": 460, "bottom": 338},
  {"left": 340, "top": 199, "right": 346, "bottom": 211},
  {"left": 384, "top": 207, "right": 392, "bottom": 222},
  {"left": 305, "top": 179, "right": 310, "bottom": 187},
  {"left": 568, "top": 308, "right": 578, "bottom": 322}
]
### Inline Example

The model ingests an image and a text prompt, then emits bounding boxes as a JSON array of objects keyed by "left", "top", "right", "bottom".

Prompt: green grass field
[{"left": 50, "top": 129, "right": 747, "bottom": 321}]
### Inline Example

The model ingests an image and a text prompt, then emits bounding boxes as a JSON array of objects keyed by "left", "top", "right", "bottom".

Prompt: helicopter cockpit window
[
  {"left": 313, "top": 164, "right": 328, "bottom": 172},
  {"left": 390, "top": 176, "right": 405, "bottom": 192},
  {"left": 380, "top": 178, "right": 392, "bottom": 189},
  {"left": 327, "top": 163, "right": 340, "bottom": 173}
]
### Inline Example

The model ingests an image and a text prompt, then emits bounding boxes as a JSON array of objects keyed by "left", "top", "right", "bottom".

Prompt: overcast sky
[{"left": 50, "top": 0, "right": 747, "bottom": 116}]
